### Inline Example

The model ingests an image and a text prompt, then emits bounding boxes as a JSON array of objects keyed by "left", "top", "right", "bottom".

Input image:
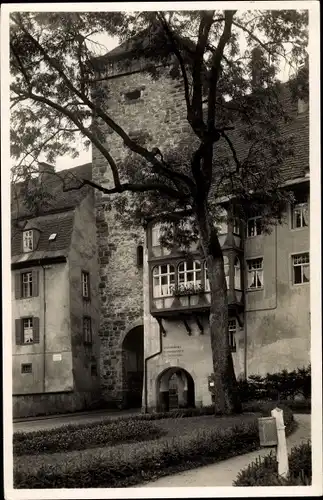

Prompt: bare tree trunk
[{"left": 196, "top": 201, "right": 241, "bottom": 414}]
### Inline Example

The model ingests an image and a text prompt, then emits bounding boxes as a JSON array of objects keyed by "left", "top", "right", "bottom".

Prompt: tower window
[
  {"left": 137, "top": 245, "right": 144, "bottom": 267},
  {"left": 124, "top": 89, "right": 142, "bottom": 101}
]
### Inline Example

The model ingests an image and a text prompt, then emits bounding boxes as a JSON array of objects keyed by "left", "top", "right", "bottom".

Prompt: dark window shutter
[
  {"left": 15, "top": 319, "right": 22, "bottom": 345},
  {"left": 33, "top": 317, "right": 40, "bottom": 343},
  {"left": 32, "top": 270, "right": 39, "bottom": 297},
  {"left": 15, "top": 274, "right": 22, "bottom": 299}
]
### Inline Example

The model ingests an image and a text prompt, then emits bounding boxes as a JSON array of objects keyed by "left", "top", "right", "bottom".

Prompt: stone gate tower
[{"left": 92, "top": 40, "right": 190, "bottom": 408}]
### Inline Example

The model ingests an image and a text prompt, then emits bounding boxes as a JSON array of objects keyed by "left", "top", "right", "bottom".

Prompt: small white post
[{"left": 271, "top": 407, "right": 289, "bottom": 478}]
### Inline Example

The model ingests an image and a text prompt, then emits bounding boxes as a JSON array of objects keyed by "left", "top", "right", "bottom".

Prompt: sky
[{"left": 55, "top": 34, "right": 119, "bottom": 171}]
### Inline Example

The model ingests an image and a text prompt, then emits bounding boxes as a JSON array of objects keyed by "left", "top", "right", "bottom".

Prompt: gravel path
[{"left": 138, "top": 414, "right": 311, "bottom": 487}]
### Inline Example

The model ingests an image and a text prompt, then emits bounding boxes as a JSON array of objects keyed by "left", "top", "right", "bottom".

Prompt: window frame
[
  {"left": 246, "top": 257, "right": 264, "bottom": 290},
  {"left": 23, "top": 230, "right": 33, "bottom": 253},
  {"left": 21, "top": 363, "right": 32, "bottom": 374},
  {"left": 22, "top": 317, "right": 34, "bottom": 344},
  {"left": 246, "top": 216, "right": 263, "bottom": 238},
  {"left": 152, "top": 264, "right": 175, "bottom": 298},
  {"left": 292, "top": 252, "right": 310, "bottom": 285},
  {"left": 21, "top": 271, "right": 33, "bottom": 298},
  {"left": 81, "top": 271, "right": 90, "bottom": 300},
  {"left": 291, "top": 202, "right": 309, "bottom": 230},
  {"left": 178, "top": 260, "right": 202, "bottom": 288},
  {"left": 83, "top": 316, "right": 92, "bottom": 345},
  {"left": 228, "top": 319, "right": 237, "bottom": 352}
]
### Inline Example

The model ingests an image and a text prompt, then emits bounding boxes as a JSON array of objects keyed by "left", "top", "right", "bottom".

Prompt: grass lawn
[{"left": 14, "top": 412, "right": 260, "bottom": 475}]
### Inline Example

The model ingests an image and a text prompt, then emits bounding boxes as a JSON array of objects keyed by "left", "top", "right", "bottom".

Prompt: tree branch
[
  {"left": 12, "top": 14, "right": 195, "bottom": 193},
  {"left": 221, "top": 131, "right": 241, "bottom": 173},
  {"left": 63, "top": 176, "right": 188, "bottom": 200}
]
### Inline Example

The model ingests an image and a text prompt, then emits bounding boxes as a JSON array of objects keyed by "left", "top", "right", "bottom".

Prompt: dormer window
[{"left": 23, "top": 230, "right": 33, "bottom": 252}]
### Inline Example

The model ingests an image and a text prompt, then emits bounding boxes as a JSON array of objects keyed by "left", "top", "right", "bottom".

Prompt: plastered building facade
[
  {"left": 92, "top": 46, "right": 310, "bottom": 411},
  {"left": 11, "top": 164, "right": 101, "bottom": 417}
]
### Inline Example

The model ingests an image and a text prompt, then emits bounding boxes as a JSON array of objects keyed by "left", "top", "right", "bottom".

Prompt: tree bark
[{"left": 195, "top": 200, "right": 241, "bottom": 414}]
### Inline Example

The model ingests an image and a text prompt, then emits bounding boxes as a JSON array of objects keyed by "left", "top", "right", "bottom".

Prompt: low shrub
[
  {"left": 234, "top": 441, "right": 311, "bottom": 486},
  {"left": 14, "top": 420, "right": 262, "bottom": 488},
  {"left": 237, "top": 366, "right": 311, "bottom": 402},
  {"left": 242, "top": 401, "right": 296, "bottom": 436},
  {"left": 14, "top": 419, "right": 165, "bottom": 456}
]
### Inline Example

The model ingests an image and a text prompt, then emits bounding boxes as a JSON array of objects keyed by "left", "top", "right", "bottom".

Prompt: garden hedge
[
  {"left": 14, "top": 402, "right": 296, "bottom": 488},
  {"left": 234, "top": 441, "right": 311, "bottom": 486},
  {"left": 14, "top": 419, "right": 165, "bottom": 456},
  {"left": 14, "top": 421, "right": 261, "bottom": 488},
  {"left": 237, "top": 366, "right": 311, "bottom": 402}
]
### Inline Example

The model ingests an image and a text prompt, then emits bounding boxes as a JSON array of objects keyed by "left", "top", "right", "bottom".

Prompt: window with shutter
[
  {"left": 32, "top": 270, "right": 39, "bottom": 297},
  {"left": 33, "top": 317, "right": 40, "bottom": 343},
  {"left": 15, "top": 274, "right": 22, "bottom": 299},
  {"left": 15, "top": 319, "right": 23, "bottom": 345}
]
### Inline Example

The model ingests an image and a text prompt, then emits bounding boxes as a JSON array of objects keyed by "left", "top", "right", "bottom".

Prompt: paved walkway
[
  {"left": 13, "top": 408, "right": 141, "bottom": 433},
  {"left": 138, "top": 414, "right": 311, "bottom": 487}
]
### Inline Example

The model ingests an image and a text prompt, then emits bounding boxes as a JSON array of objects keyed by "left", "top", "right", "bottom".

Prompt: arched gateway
[
  {"left": 122, "top": 325, "right": 144, "bottom": 408},
  {"left": 156, "top": 367, "right": 195, "bottom": 412}
]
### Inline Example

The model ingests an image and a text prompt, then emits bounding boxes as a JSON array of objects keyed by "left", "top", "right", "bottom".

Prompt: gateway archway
[
  {"left": 122, "top": 325, "right": 144, "bottom": 408},
  {"left": 156, "top": 367, "right": 195, "bottom": 412}
]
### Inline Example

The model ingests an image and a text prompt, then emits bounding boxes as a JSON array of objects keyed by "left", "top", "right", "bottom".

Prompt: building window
[
  {"left": 228, "top": 319, "right": 237, "bottom": 352},
  {"left": 124, "top": 88, "right": 142, "bottom": 101},
  {"left": 214, "top": 208, "right": 228, "bottom": 234},
  {"left": 22, "top": 272, "right": 33, "bottom": 298},
  {"left": 15, "top": 317, "right": 39, "bottom": 345},
  {"left": 23, "top": 230, "right": 33, "bottom": 252},
  {"left": 234, "top": 256, "right": 241, "bottom": 290},
  {"left": 83, "top": 317, "right": 92, "bottom": 344},
  {"left": 152, "top": 264, "right": 175, "bottom": 297},
  {"left": 82, "top": 271, "right": 90, "bottom": 300},
  {"left": 233, "top": 218, "right": 241, "bottom": 235},
  {"left": 292, "top": 253, "right": 310, "bottom": 284},
  {"left": 21, "top": 363, "right": 32, "bottom": 374},
  {"left": 152, "top": 223, "right": 161, "bottom": 246},
  {"left": 178, "top": 261, "right": 201, "bottom": 288},
  {"left": 247, "top": 258, "right": 264, "bottom": 289},
  {"left": 247, "top": 216, "right": 263, "bottom": 237},
  {"left": 23, "top": 318, "right": 34, "bottom": 344},
  {"left": 15, "top": 270, "right": 39, "bottom": 300},
  {"left": 204, "top": 263, "right": 210, "bottom": 291},
  {"left": 291, "top": 203, "right": 308, "bottom": 229},
  {"left": 137, "top": 245, "right": 144, "bottom": 267},
  {"left": 223, "top": 256, "right": 230, "bottom": 289},
  {"left": 91, "top": 363, "right": 98, "bottom": 376}
]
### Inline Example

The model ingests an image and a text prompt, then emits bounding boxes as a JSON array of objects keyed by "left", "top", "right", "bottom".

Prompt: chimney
[{"left": 38, "top": 162, "right": 55, "bottom": 183}]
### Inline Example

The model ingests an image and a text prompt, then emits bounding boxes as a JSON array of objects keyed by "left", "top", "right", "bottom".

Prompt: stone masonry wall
[{"left": 92, "top": 68, "right": 191, "bottom": 404}]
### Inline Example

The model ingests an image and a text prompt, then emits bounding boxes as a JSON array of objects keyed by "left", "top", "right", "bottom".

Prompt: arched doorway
[
  {"left": 157, "top": 367, "right": 195, "bottom": 412},
  {"left": 122, "top": 325, "right": 144, "bottom": 408}
]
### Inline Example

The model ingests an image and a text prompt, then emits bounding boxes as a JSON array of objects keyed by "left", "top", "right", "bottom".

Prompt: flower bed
[
  {"left": 14, "top": 419, "right": 165, "bottom": 456},
  {"left": 14, "top": 402, "right": 296, "bottom": 488}
]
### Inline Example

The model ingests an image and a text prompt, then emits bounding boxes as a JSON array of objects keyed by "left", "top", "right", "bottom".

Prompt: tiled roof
[
  {"left": 11, "top": 162, "right": 92, "bottom": 220},
  {"left": 11, "top": 162, "right": 92, "bottom": 261},
  {"left": 213, "top": 109, "right": 309, "bottom": 183},
  {"left": 11, "top": 211, "right": 75, "bottom": 259}
]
